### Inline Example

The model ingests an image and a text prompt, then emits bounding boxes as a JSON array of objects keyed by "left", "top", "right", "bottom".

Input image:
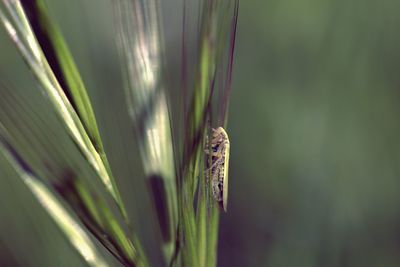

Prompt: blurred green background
[{"left": 2, "top": 0, "right": 400, "bottom": 266}]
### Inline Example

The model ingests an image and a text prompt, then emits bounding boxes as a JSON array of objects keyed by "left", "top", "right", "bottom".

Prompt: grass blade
[
  {"left": 0, "top": 0, "right": 127, "bottom": 218},
  {"left": 113, "top": 0, "right": 178, "bottom": 263},
  {"left": 0, "top": 140, "right": 109, "bottom": 267},
  {"left": 206, "top": 2, "right": 239, "bottom": 266},
  {"left": 179, "top": 1, "right": 239, "bottom": 266},
  {"left": 0, "top": 82, "right": 148, "bottom": 267},
  {"left": 29, "top": 0, "right": 102, "bottom": 146}
]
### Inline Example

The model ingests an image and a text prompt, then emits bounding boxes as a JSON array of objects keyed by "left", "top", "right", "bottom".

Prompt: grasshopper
[{"left": 205, "top": 127, "right": 230, "bottom": 212}]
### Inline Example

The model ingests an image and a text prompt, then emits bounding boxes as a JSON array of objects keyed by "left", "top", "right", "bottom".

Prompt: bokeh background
[{"left": 1, "top": 0, "right": 400, "bottom": 266}]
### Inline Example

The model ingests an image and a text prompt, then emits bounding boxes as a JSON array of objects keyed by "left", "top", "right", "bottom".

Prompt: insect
[{"left": 205, "top": 127, "right": 230, "bottom": 212}]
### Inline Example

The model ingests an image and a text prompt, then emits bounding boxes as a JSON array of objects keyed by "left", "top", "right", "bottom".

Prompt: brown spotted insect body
[{"left": 205, "top": 127, "right": 230, "bottom": 212}]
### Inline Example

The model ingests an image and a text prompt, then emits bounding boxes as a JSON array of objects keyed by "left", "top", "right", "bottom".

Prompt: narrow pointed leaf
[
  {"left": 113, "top": 0, "right": 178, "bottom": 263},
  {"left": 0, "top": 140, "right": 109, "bottom": 267},
  {"left": 0, "top": 84, "right": 148, "bottom": 267},
  {"left": 0, "top": 0, "right": 127, "bottom": 217}
]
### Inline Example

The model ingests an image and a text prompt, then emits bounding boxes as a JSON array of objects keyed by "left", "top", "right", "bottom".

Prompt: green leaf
[
  {"left": 0, "top": 152, "right": 92, "bottom": 267},
  {"left": 0, "top": 0, "right": 127, "bottom": 218},
  {"left": 0, "top": 84, "right": 148, "bottom": 267},
  {"left": 0, "top": 141, "right": 109, "bottom": 267},
  {"left": 34, "top": 0, "right": 102, "bottom": 150},
  {"left": 113, "top": 0, "right": 178, "bottom": 263}
]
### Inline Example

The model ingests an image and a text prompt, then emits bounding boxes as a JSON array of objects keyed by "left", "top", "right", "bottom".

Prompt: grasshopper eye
[
  {"left": 218, "top": 182, "right": 223, "bottom": 191},
  {"left": 212, "top": 145, "right": 219, "bottom": 152}
]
